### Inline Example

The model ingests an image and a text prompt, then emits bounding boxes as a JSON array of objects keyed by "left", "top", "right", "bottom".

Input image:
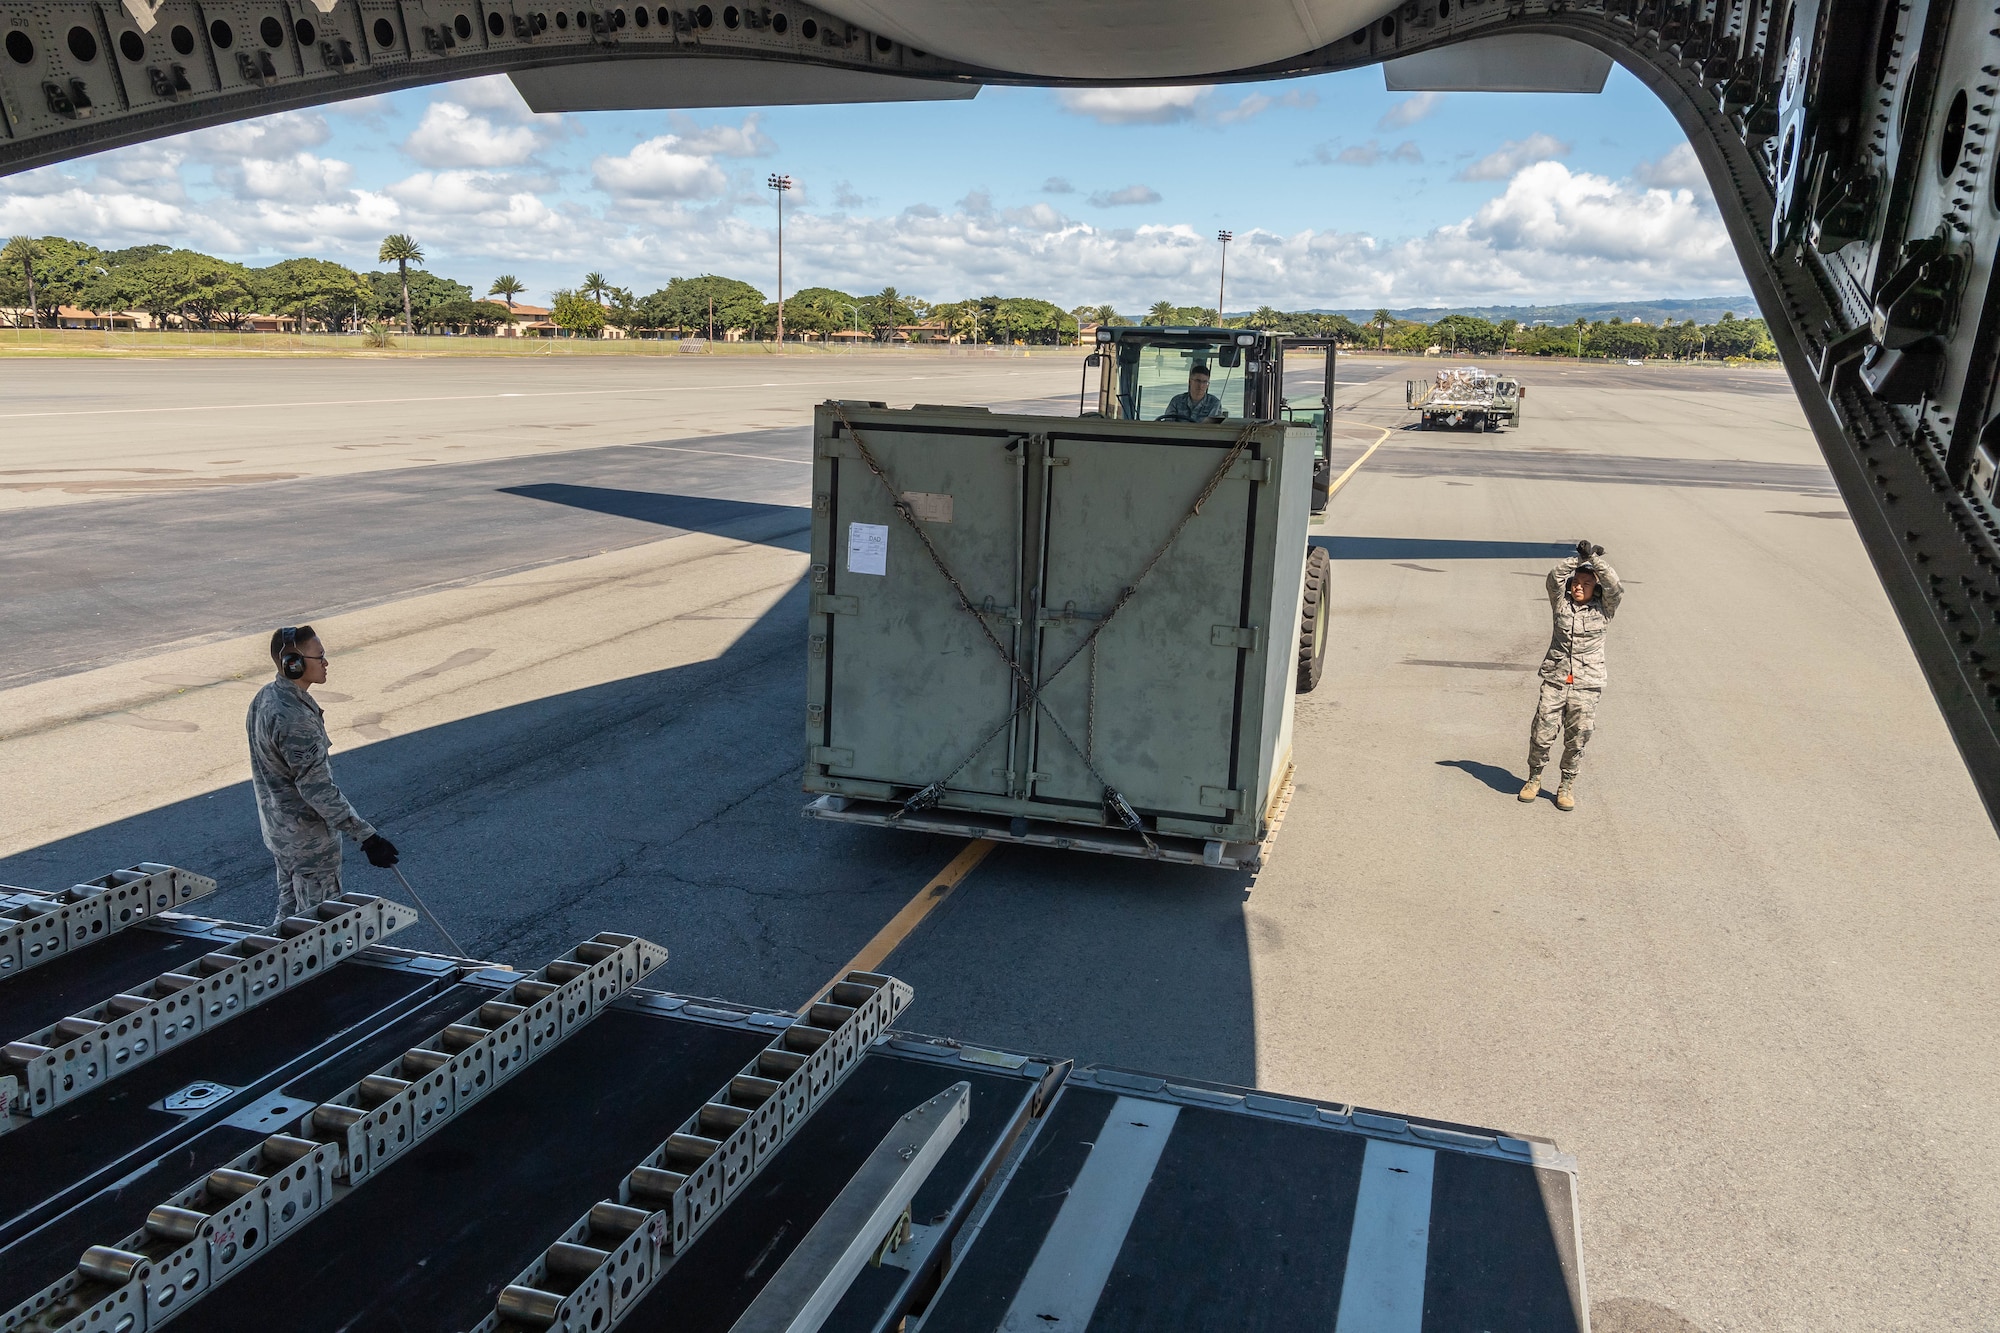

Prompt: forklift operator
[{"left": 1158, "top": 363, "right": 1228, "bottom": 423}]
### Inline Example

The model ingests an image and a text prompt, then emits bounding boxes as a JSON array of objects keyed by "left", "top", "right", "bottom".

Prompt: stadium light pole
[
  {"left": 768, "top": 174, "right": 792, "bottom": 347},
  {"left": 1216, "top": 230, "right": 1233, "bottom": 323}
]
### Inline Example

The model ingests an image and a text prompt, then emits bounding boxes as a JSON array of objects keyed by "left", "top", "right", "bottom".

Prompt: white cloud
[
  {"left": 832, "top": 180, "right": 868, "bottom": 208},
  {"left": 1457, "top": 133, "right": 1571, "bottom": 181},
  {"left": 669, "top": 113, "right": 775, "bottom": 158},
  {"left": 185, "top": 111, "right": 332, "bottom": 161},
  {"left": 1053, "top": 85, "right": 1304, "bottom": 126},
  {"left": 591, "top": 136, "right": 728, "bottom": 199},
  {"left": 232, "top": 152, "right": 355, "bottom": 200},
  {"left": 1042, "top": 176, "right": 1075, "bottom": 194},
  {"left": 1304, "top": 139, "right": 1423, "bottom": 167},
  {"left": 1056, "top": 86, "right": 1207, "bottom": 124},
  {"left": 1378, "top": 92, "right": 1444, "bottom": 129},
  {"left": 403, "top": 102, "right": 542, "bottom": 169},
  {"left": 1634, "top": 142, "right": 1710, "bottom": 197},
  {"left": 1088, "top": 184, "right": 1162, "bottom": 207}
]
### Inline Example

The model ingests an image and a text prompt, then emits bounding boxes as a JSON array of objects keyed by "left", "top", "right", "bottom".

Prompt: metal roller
[
  {"left": 698, "top": 1102, "right": 750, "bottom": 1136},
  {"left": 439, "top": 1023, "right": 490, "bottom": 1051},
  {"left": 198, "top": 950, "right": 246, "bottom": 974},
  {"left": 53, "top": 1016, "right": 102, "bottom": 1040},
  {"left": 783, "top": 1024, "right": 833, "bottom": 1053},
  {"left": 313, "top": 901, "right": 354, "bottom": 921},
  {"left": 587, "top": 1202, "right": 651, "bottom": 1239},
  {"left": 544, "top": 960, "right": 589, "bottom": 984},
  {"left": 808, "top": 1002, "right": 856, "bottom": 1029},
  {"left": 358, "top": 1073, "right": 410, "bottom": 1105},
  {"left": 729, "top": 1074, "right": 781, "bottom": 1106},
  {"left": 204, "top": 1167, "right": 266, "bottom": 1202},
  {"left": 829, "top": 981, "right": 878, "bottom": 1008},
  {"left": 145, "top": 1204, "right": 209, "bottom": 1242},
  {"left": 312, "top": 1102, "right": 366, "bottom": 1133},
  {"left": 511, "top": 980, "right": 559, "bottom": 1004},
  {"left": 626, "top": 1165, "right": 687, "bottom": 1202},
  {"left": 77, "top": 1245, "right": 147, "bottom": 1284},
  {"left": 478, "top": 1001, "right": 525, "bottom": 1026},
  {"left": 240, "top": 934, "right": 285, "bottom": 952},
  {"left": 573, "top": 941, "right": 621, "bottom": 964},
  {"left": 154, "top": 971, "right": 200, "bottom": 992},
  {"left": 259, "top": 1133, "right": 320, "bottom": 1166},
  {"left": 591, "top": 932, "right": 638, "bottom": 947},
  {"left": 401, "top": 1047, "right": 451, "bottom": 1075},
  {"left": 663, "top": 1133, "right": 720, "bottom": 1169},
  {"left": 544, "top": 1241, "right": 610, "bottom": 1278},
  {"left": 4, "top": 1041, "right": 51, "bottom": 1064},
  {"left": 276, "top": 915, "right": 321, "bottom": 937},
  {"left": 495, "top": 1284, "right": 563, "bottom": 1327},
  {"left": 758, "top": 1049, "right": 805, "bottom": 1079}
]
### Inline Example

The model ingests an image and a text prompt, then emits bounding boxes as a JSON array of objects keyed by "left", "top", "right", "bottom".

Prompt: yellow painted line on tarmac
[
  {"left": 1324, "top": 426, "right": 1394, "bottom": 503},
  {"left": 803, "top": 838, "right": 997, "bottom": 1010}
]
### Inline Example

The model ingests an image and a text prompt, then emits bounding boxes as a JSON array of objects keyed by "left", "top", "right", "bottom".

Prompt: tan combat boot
[
  {"left": 1555, "top": 780, "right": 1576, "bottom": 812},
  {"left": 1519, "top": 771, "right": 1542, "bottom": 802}
]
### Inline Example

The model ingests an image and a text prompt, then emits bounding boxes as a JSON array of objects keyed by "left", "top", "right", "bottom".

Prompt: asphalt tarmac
[{"left": 1, "top": 352, "right": 1993, "bottom": 1333}]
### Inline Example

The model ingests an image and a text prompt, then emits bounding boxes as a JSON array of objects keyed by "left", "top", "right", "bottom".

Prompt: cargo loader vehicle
[{"left": 802, "top": 326, "right": 1349, "bottom": 872}]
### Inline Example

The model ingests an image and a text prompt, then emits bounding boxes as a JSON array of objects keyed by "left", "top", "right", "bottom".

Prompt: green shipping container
[{"left": 802, "top": 402, "right": 1314, "bottom": 870}]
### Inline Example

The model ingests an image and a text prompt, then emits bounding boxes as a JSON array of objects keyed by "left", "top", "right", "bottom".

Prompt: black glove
[
  {"left": 1575, "top": 539, "right": 1605, "bottom": 560},
  {"left": 362, "top": 834, "right": 399, "bottom": 868}
]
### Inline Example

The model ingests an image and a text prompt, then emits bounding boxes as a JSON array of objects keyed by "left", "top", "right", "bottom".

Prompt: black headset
[{"left": 279, "top": 626, "right": 307, "bottom": 680}]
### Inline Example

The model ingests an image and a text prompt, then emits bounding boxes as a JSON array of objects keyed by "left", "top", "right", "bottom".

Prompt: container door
[
  {"left": 822, "top": 422, "right": 1024, "bottom": 795},
  {"left": 1030, "top": 434, "right": 1255, "bottom": 819}
]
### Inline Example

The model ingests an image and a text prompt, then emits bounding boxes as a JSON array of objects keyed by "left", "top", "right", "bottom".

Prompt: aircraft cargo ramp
[{"left": 0, "top": 866, "right": 1589, "bottom": 1333}]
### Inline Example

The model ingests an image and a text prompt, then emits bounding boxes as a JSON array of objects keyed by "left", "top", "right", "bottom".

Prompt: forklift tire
[{"left": 1297, "top": 545, "right": 1331, "bottom": 693}]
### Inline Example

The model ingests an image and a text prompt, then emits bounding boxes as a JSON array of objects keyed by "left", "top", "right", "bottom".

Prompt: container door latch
[{"left": 1210, "top": 625, "right": 1260, "bottom": 651}]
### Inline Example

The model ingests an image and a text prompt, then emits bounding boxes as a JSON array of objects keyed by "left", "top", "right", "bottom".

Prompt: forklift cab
[{"left": 1081, "top": 325, "right": 1336, "bottom": 513}]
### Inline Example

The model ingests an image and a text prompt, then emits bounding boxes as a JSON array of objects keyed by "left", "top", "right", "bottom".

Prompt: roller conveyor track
[
  {"left": 0, "top": 867, "right": 218, "bottom": 984},
  {"left": 1, "top": 894, "right": 419, "bottom": 1131},
  {"left": 0, "top": 864, "right": 1589, "bottom": 1333}
]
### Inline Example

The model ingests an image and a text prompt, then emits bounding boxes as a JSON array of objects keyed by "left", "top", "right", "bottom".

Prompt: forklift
[{"left": 1078, "top": 324, "right": 1338, "bottom": 690}]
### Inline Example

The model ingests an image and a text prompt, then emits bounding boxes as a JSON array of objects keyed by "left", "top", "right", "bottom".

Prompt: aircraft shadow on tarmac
[
  {"left": 2, "top": 580, "right": 1260, "bottom": 1086},
  {"left": 1312, "top": 536, "right": 1574, "bottom": 561},
  {"left": 499, "top": 483, "right": 802, "bottom": 532}
]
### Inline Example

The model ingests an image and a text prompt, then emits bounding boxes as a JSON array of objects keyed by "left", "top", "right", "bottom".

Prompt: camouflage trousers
[
  {"left": 1528, "top": 681, "right": 1601, "bottom": 781},
  {"left": 272, "top": 845, "right": 344, "bottom": 926}
]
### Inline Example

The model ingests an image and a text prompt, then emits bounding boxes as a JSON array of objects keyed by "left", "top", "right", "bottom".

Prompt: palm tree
[
  {"left": 1572, "top": 316, "right": 1589, "bottom": 358},
  {"left": 4, "top": 236, "right": 46, "bottom": 328},
  {"left": 581, "top": 271, "right": 612, "bottom": 307},
  {"left": 1371, "top": 308, "right": 1393, "bottom": 350},
  {"left": 377, "top": 234, "right": 424, "bottom": 335},
  {"left": 488, "top": 275, "right": 525, "bottom": 310},
  {"left": 1146, "top": 300, "right": 1176, "bottom": 326}
]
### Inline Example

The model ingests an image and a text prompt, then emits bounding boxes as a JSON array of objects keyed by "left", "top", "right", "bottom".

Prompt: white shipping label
[
  {"left": 900, "top": 491, "right": 954, "bottom": 523},
  {"left": 846, "top": 522, "right": 889, "bottom": 576}
]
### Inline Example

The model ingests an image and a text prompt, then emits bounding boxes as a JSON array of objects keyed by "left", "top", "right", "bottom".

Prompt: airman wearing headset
[{"left": 246, "top": 625, "right": 398, "bottom": 925}]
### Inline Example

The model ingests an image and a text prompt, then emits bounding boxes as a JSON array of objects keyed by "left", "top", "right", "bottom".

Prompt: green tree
[
  {"left": 1497, "top": 318, "right": 1520, "bottom": 350},
  {"left": 377, "top": 234, "right": 424, "bottom": 334},
  {"left": 1371, "top": 308, "right": 1394, "bottom": 350},
  {"left": 1586, "top": 320, "right": 1659, "bottom": 359},
  {"left": 88, "top": 249, "right": 253, "bottom": 329},
  {"left": 255, "top": 257, "right": 373, "bottom": 332},
  {"left": 1572, "top": 316, "right": 1589, "bottom": 357},
  {"left": 367, "top": 269, "right": 471, "bottom": 325},
  {"left": 2, "top": 236, "right": 45, "bottom": 327},
  {"left": 580, "top": 271, "right": 613, "bottom": 307},
  {"left": 487, "top": 274, "right": 527, "bottom": 311},
  {"left": 1145, "top": 300, "right": 1177, "bottom": 326},
  {"left": 550, "top": 289, "right": 606, "bottom": 338},
  {"left": 1431, "top": 314, "right": 1504, "bottom": 353}
]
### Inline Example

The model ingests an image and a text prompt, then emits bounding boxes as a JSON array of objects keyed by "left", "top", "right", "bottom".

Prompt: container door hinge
[
  {"left": 1229, "top": 459, "right": 1270, "bottom": 482},
  {"left": 811, "top": 746, "right": 854, "bottom": 767},
  {"left": 809, "top": 635, "right": 827, "bottom": 657},
  {"left": 1211, "top": 624, "right": 1260, "bottom": 650},
  {"left": 813, "top": 594, "right": 859, "bottom": 615},
  {"left": 1200, "top": 786, "right": 1247, "bottom": 811}
]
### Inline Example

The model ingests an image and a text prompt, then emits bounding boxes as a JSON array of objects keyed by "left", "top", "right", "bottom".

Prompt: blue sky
[{"left": 0, "top": 63, "right": 1750, "bottom": 312}]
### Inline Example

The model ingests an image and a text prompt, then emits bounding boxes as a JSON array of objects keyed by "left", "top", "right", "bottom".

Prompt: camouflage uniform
[
  {"left": 246, "top": 676, "right": 375, "bottom": 924},
  {"left": 1529, "top": 555, "right": 1624, "bottom": 781}
]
